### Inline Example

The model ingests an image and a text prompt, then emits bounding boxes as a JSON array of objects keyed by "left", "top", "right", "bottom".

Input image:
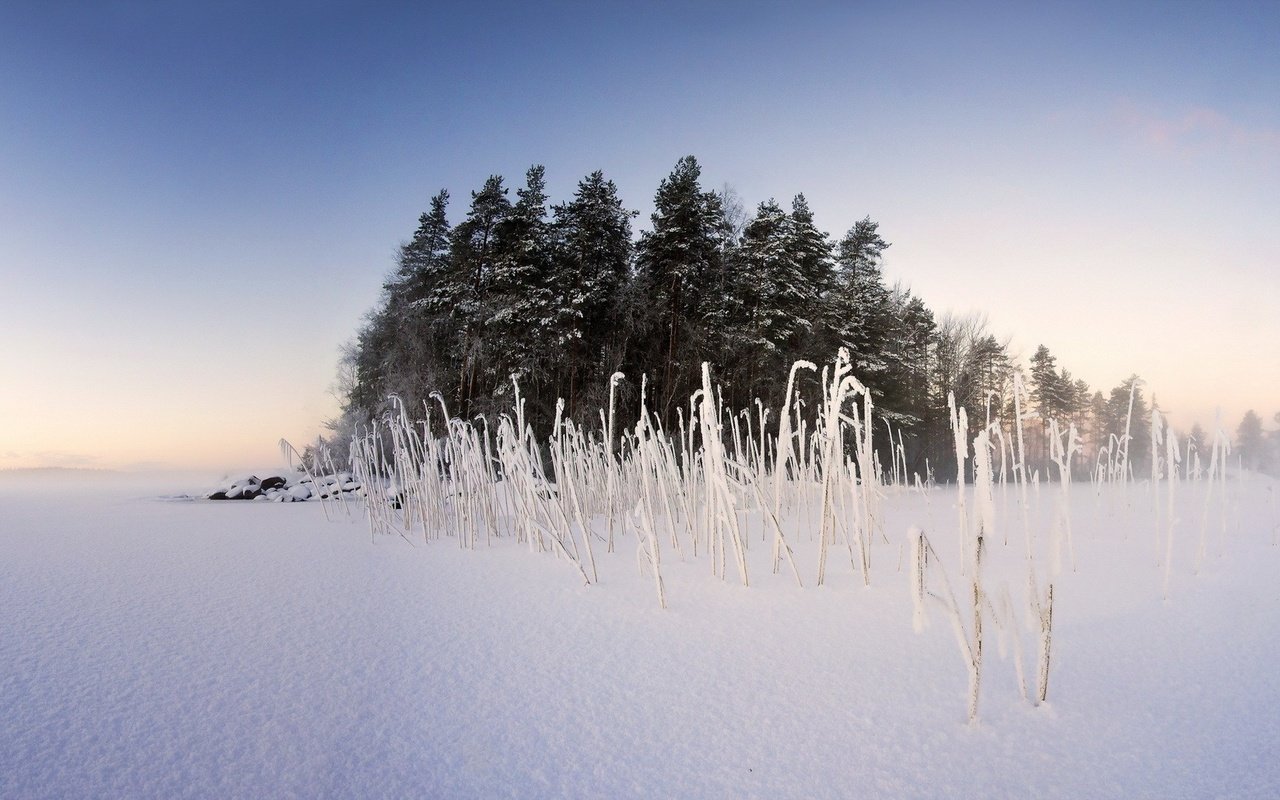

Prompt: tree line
[{"left": 329, "top": 155, "right": 1266, "bottom": 481}]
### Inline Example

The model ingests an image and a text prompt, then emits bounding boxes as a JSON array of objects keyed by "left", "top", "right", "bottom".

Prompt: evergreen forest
[{"left": 330, "top": 155, "right": 1252, "bottom": 481}]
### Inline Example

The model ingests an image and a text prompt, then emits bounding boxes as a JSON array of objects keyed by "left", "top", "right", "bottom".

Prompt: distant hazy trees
[{"left": 1235, "top": 410, "right": 1267, "bottom": 472}]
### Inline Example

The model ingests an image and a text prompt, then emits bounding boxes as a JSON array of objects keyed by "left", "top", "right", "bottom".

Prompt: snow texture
[{"left": 2, "top": 470, "right": 1279, "bottom": 798}]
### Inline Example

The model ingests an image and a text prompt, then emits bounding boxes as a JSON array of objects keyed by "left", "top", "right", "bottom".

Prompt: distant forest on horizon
[{"left": 325, "top": 156, "right": 1276, "bottom": 480}]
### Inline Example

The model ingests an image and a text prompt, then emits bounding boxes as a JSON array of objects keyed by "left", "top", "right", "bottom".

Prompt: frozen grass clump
[{"left": 333, "top": 352, "right": 1248, "bottom": 721}]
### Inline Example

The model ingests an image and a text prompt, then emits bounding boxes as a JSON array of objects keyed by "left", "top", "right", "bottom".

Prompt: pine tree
[
  {"left": 1029, "top": 345, "right": 1064, "bottom": 423},
  {"left": 1030, "top": 345, "right": 1079, "bottom": 472},
  {"left": 487, "top": 166, "right": 556, "bottom": 407},
  {"left": 551, "top": 169, "right": 636, "bottom": 415},
  {"left": 734, "top": 199, "right": 798, "bottom": 393},
  {"left": 929, "top": 313, "right": 1006, "bottom": 479},
  {"left": 1103, "top": 375, "right": 1150, "bottom": 477},
  {"left": 880, "top": 287, "right": 937, "bottom": 474},
  {"left": 1070, "top": 378, "right": 1090, "bottom": 423},
  {"left": 634, "top": 155, "right": 726, "bottom": 420},
  {"left": 1065, "top": 376, "right": 1091, "bottom": 472},
  {"left": 831, "top": 216, "right": 893, "bottom": 392},
  {"left": 449, "top": 175, "right": 512, "bottom": 415},
  {"left": 392, "top": 190, "right": 452, "bottom": 312},
  {"left": 346, "top": 191, "right": 455, "bottom": 421},
  {"left": 383, "top": 190, "right": 455, "bottom": 413},
  {"left": 782, "top": 195, "right": 834, "bottom": 369},
  {"left": 347, "top": 307, "right": 396, "bottom": 420},
  {"left": 967, "top": 335, "right": 1012, "bottom": 421}
]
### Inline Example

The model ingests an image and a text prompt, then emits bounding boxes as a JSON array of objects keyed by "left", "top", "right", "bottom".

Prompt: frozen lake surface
[{"left": 2, "top": 470, "right": 1278, "bottom": 798}]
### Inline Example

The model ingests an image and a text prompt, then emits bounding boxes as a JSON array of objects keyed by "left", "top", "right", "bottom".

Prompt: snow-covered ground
[{"left": 3, "top": 469, "right": 1278, "bottom": 798}]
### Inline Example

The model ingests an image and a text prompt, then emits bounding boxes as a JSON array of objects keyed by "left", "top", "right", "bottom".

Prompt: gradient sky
[{"left": 2, "top": 1, "right": 1277, "bottom": 471}]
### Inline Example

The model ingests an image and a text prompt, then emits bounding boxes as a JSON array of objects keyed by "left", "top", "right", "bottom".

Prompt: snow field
[{"left": 3, "top": 469, "right": 1278, "bottom": 798}]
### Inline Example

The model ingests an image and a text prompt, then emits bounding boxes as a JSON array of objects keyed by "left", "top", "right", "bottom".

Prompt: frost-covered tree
[
  {"left": 486, "top": 166, "right": 557, "bottom": 411},
  {"left": 393, "top": 190, "right": 453, "bottom": 313},
  {"left": 933, "top": 314, "right": 996, "bottom": 410},
  {"left": 691, "top": 185, "right": 747, "bottom": 401},
  {"left": 930, "top": 312, "right": 1008, "bottom": 479},
  {"left": 347, "top": 306, "right": 396, "bottom": 420},
  {"left": 347, "top": 190, "right": 454, "bottom": 420},
  {"left": 550, "top": 169, "right": 636, "bottom": 415},
  {"left": 385, "top": 190, "right": 455, "bottom": 413},
  {"left": 782, "top": 194, "right": 834, "bottom": 355},
  {"left": 731, "top": 199, "right": 802, "bottom": 391},
  {"left": 633, "top": 155, "right": 727, "bottom": 420},
  {"left": 969, "top": 335, "right": 1012, "bottom": 416},
  {"left": 830, "top": 216, "right": 893, "bottom": 392},
  {"left": 332, "top": 156, "right": 1181, "bottom": 491},
  {"left": 449, "top": 175, "right": 512, "bottom": 416},
  {"left": 880, "top": 285, "right": 938, "bottom": 472}
]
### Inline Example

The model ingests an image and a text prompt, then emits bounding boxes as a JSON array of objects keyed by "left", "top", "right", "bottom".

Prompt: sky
[{"left": 1, "top": 1, "right": 1277, "bottom": 471}]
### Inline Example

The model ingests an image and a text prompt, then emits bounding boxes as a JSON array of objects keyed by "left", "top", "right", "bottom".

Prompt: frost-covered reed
[{"left": 325, "top": 350, "right": 1246, "bottom": 721}]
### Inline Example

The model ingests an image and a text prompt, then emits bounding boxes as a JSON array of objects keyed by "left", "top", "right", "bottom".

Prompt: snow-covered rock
[{"left": 205, "top": 473, "right": 361, "bottom": 502}]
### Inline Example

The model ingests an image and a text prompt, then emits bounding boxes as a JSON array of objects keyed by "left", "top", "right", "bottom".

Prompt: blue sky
[{"left": 2, "top": 1, "right": 1277, "bottom": 469}]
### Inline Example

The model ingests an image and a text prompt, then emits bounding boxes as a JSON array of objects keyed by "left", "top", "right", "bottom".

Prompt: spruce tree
[
  {"left": 346, "top": 191, "right": 455, "bottom": 421},
  {"left": 551, "top": 170, "right": 636, "bottom": 415},
  {"left": 831, "top": 216, "right": 893, "bottom": 395},
  {"left": 1029, "top": 345, "right": 1065, "bottom": 421},
  {"left": 383, "top": 190, "right": 455, "bottom": 413},
  {"left": 391, "top": 190, "right": 452, "bottom": 312},
  {"left": 782, "top": 194, "right": 834, "bottom": 368},
  {"left": 449, "top": 175, "right": 511, "bottom": 415},
  {"left": 965, "top": 334, "right": 1012, "bottom": 420},
  {"left": 880, "top": 288, "right": 938, "bottom": 473},
  {"left": 347, "top": 307, "right": 396, "bottom": 420},
  {"left": 1028, "top": 344, "right": 1067, "bottom": 471},
  {"left": 488, "top": 166, "right": 556, "bottom": 407},
  {"left": 735, "top": 199, "right": 797, "bottom": 393},
  {"left": 699, "top": 187, "right": 745, "bottom": 399},
  {"left": 634, "top": 155, "right": 726, "bottom": 420}
]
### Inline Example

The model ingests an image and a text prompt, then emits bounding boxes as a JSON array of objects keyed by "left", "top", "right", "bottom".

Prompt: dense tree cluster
[{"left": 329, "top": 156, "right": 1271, "bottom": 481}]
